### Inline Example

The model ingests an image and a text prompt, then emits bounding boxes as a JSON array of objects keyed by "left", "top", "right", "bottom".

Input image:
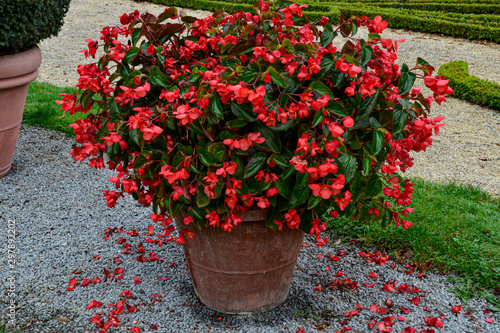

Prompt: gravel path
[{"left": 1, "top": 0, "right": 500, "bottom": 332}]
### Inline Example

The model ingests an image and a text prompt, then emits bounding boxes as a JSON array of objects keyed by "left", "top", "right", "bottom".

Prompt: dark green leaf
[
  {"left": 244, "top": 152, "right": 266, "bottom": 179},
  {"left": 289, "top": 183, "right": 310, "bottom": 209},
  {"left": 208, "top": 142, "right": 226, "bottom": 162},
  {"left": 381, "top": 208, "right": 392, "bottom": 228},
  {"left": 265, "top": 209, "right": 282, "bottom": 229},
  {"left": 209, "top": 94, "right": 224, "bottom": 118},
  {"left": 282, "top": 166, "right": 295, "bottom": 180},
  {"left": 231, "top": 103, "right": 256, "bottom": 122},
  {"left": 358, "top": 90, "right": 381, "bottom": 119},
  {"left": 321, "top": 23, "right": 335, "bottom": 48},
  {"left": 255, "top": 122, "right": 281, "bottom": 153},
  {"left": 131, "top": 28, "right": 142, "bottom": 45},
  {"left": 149, "top": 65, "right": 171, "bottom": 89},
  {"left": 399, "top": 71, "right": 416, "bottom": 95},
  {"left": 124, "top": 46, "right": 140, "bottom": 63},
  {"left": 365, "top": 174, "right": 383, "bottom": 199},
  {"left": 196, "top": 189, "right": 210, "bottom": 208},
  {"left": 239, "top": 61, "right": 262, "bottom": 83},
  {"left": 271, "top": 154, "right": 288, "bottom": 168},
  {"left": 275, "top": 178, "right": 290, "bottom": 198},
  {"left": 227, "top": 119, "right": 247, "bottom": 128},
  {"left": 311, "top": 81, "right": 334, "bottom": 99},
  {"left": 362, "top": 151, "right": 371, "bottom": 176},
  {"left": 372, "top": 129, "right": 384, "bottom": 155},
  {"left": 312, "top": 110, "right": 324, "bottom": 128},
  {"left": 328, "top": 102, "right": 348, "bottom": 117},
  {"left": 338, "top": 155, "right": 358, "bottom": 183},
  {"left": 308, "top": 195, "right": 322, "bottom": 209},
  {"left": 393, "top": 105, "right": 408, "bottom": 134},
  {"left": 267, "top": 66, "right": 287, "bottom": 88},
  {"left": 361, "top": 46, "right": 373, "bottom": 66}
]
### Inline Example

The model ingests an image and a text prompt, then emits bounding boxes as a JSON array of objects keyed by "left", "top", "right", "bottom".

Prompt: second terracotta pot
[
  {"left": 175, "top": 209, "right": 304, "bottom": 314},
  {"left": 0, "top": 46, "right": 42, "bottom": 178}
]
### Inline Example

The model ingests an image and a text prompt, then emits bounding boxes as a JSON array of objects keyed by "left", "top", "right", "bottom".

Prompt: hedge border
[{"left": 438, "top": 61, "right": 500, "bottom": 110}]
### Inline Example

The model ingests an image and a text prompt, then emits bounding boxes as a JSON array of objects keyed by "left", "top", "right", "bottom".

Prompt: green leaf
[
  {"left": 399, "top": 71, "right": 416, "bottom": 95},
  {"left": 266, "top": 66, "right": 287, "bottom": 88},
  {"left": 296, "top": 172, "right": 309, "bottom": 186},
  {"left": 311, "top": 81, "right": 334, "bottom": 99},
  {"left": 131, "top": 28, "right": 142, "bottom": 45},
  {"left": 338, "top": 155, "right": 358, "bottom": 183},
  {"left": 328, "top": 102, "right": 349, "bottom": 118},
  {"left": 317, "top": 54, "right": 334, "bottom": 78},
  {"left": 149, "top": 65, "right": 171, "bottom": 89},
  {"left": 362, "top": 151, "right": 371, "bottom": 176},
  {"left": 244, "top": 152, "right": 266, "bottom": 179},
  {"left": 357, "top": 90, "right": 381, "bottom": 119},
  {"left": 380, "top": 208, "right": 392, "bottom": 228},
  {"left": 282, "top": 166, "right": 295, "bottom": 180},
  {"left": 361, "top": 46, "right": 373, "bottom": 66},
  {"left": 308, "top": 195, "right": 322, "bottom": 209},
  {"left": 240, "top": 61, "right": 262, "bottom": 83},
  {"left": 209, "top": 94, "right": 224, "bottom": 118},
  {"left": 196, "top": 190, "right": 210, "bottom": 208},
  {"left": 208, "top": 142, "right": 226, "bottom": 162},
  {"left": 312, "top": 110, "right": 324, "bottom": 128},
  {"left": 255, "top": 122, "right": 281, "bottom": 153},
  {"left": 372, "top": 129, "right": 384, "bottom": 155},
  {"left": 289, "top": 183, "right": 310, "bottom": 210},
  {"left": 123, "top": 46, "right": 140, "bottom": 63},
  {"left": 227, "top": 119, "right": 247, "bottom": 128},
  {"left": 321, "top": 23, "right": 335, "bottom": 48},
  {"left": 365, "top": 174, "right": 383, "bottom": 199},
  {"left": 275, "top": 178, "right": 290, "bottom": 198},
  {"left": 393, "top": 105, "right": 408, "bottom": 134},
  {"left": 231, "top": 103, "right": 256, "bottom": 122},
  {"left": 271, "top": 154, "right": 288, "bottom": 168},
  {"left": 197, "top": 147, "right": 222, "bottom": 166},
  {"left": 265, "top": 209, "right": 282, "bottom": 229}
]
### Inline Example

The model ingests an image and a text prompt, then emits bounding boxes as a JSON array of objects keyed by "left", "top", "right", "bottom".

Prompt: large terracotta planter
[
  {"left": 0, "top": 46, "right": 42, "bottom": 178},
  {"left": 175, "top": 209, "right": 304, "bottom": 314}
]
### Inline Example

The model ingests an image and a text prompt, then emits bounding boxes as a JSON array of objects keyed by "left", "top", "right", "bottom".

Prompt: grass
[
  {"left": 325, "top": 178, "right": 500, "bottom": 304},
  {"left": 21, "top": 81, "right": 500, "bottom": 305},
  {"left": 23, "top": 81, "right": 88, "bottom": 136}
]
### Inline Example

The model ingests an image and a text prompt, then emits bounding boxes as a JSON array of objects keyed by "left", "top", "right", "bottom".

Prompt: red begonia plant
[{"left": 58, "top": 0, "right": 451, "bottom": 243}]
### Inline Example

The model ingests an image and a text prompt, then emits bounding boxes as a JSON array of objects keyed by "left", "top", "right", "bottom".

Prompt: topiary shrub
[
  {"left": 438, "top": 60, "right": 500, "bottom": 110},
  {"left": 0, "top": 0, "right": 71, "bottom": 56}
]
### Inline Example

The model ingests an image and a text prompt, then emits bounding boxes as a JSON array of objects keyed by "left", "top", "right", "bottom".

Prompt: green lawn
[
  {"left": 24, "top": 81, "right": 88, "bottom": 136},
  {"left": 325, "top": 179, "right": 500, "bottom": 304}
]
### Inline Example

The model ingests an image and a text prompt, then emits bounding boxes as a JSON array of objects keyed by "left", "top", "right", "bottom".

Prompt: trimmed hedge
[
  {"left": 307, "top": 0, "right": 500, "bottom": 4},
  {"left": 365, "top": 2, "right": 500, "bottom": 15},
  {"left": 438, "top": 60, "right": 500, "bottom": 110},
  {"left": 135, "top": 0, "right": 500, "bottom": 42},
  {"left": 333, "top": 4, "right": 500, "bottom": 42},
  {"left": 0, "top": 0, "right": 71, "bottom": 55},
  {"left": 136, "top": 0, "right": 341, "bottom": 22}
]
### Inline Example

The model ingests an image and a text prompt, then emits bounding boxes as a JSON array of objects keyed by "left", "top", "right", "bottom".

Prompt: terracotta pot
[
  {"left": 0, "top": 46, "right": 42, "bottom": 178},
  {"left": 175, "top": 209, "right": 304, "bottom": 314}
]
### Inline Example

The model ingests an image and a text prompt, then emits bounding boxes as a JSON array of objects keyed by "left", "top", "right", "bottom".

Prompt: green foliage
[
  {"left": 0, "top": 0, "right": 71, "bottom": 55},
  {"left": 438, "top": 60, "right": 500, "bottom": 110},
  {"left": 325, "top": 178, "right": 500, "bottom": 300}
]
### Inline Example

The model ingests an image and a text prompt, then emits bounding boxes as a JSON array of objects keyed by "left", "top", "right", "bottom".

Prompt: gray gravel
[
  {"left": 1, "top": 126, "right": 499, "bottom": 332},
  {"left": 1, "top": 0, "right": 500, "bottom": 332}
]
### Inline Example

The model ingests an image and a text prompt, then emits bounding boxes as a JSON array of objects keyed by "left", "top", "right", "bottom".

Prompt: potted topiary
[
  {"left": 0, "top": 0, "right": 71, "bottom": 177},
  {"left": 60, "top": 0, "right": 452, "bottom": 314}
]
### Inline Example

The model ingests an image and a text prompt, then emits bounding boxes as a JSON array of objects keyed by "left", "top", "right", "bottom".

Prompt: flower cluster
[{"left": 59, "top": 1, "right": 451, "bottom": 241}]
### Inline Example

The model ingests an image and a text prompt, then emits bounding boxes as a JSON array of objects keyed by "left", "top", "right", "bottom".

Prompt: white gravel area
[{"left": 1, "top": 0, "right": 499, "bottom": 332}]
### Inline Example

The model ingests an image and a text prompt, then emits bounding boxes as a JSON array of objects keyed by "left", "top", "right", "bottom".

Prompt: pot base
[{"left": 176, "top": 209, "right": 304, "bottom": 314}]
